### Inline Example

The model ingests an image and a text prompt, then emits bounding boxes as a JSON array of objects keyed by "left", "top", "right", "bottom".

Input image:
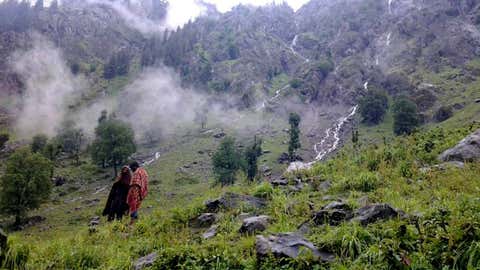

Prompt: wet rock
[
  {"left": 439, "top": 129, "right": 480, "bottom": 162},
  {"left": 256, "top": 233, "right": 335, "bottom": 262},
  {"left": 239, "top": 215, "right": 270, "bottom": 234},
  {"left": 134, "top": 252, "right": 158, "bottom": 270},
  {"left": 271, "top": 178, "right": 288, "bottom": 186},
  {"left": 205, "top": 193, "right": 266, "bottom": 212},
  {"left": 89, "top": 216, "right": 100, "bottom": 227},
  {"left": 312, "top": 202, "right": 353, "bottom": 226},
  {"left": 352, "top": 204, "right": 399, "bottom": 226},
  {"left": 191, "top": 213, "right": 217, "bottom": 228},
  {"left": 202, "top": 225, "right": 218, "bottom": 239},
  {"left": 213, "top": 132, "right": 226, "bottom": 139},
  {"left": 319, "top": 180, "right": 332, "bottom": 192}
]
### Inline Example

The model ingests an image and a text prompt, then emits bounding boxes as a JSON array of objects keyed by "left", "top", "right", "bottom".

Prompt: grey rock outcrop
[
  {"left": 439, "top": 129, "right": 480, "bottom": 162},
  {"left": 239, "top": 215, "right": 270, "bottom": 234},
  {"left": 202, "top": 225, "right": 219, "bottom": 239},
  {"left": 256, "top": 233, "right": 335, "bottom": 262},
  {"left": 352, "top": 204, "right": 399, "bottom": 226},
  {"left": 191, "top": 213, "right": 217, "bottom": 228},
  {"left": 134, "top": 252, "right": 158, "bottom": 270},
  {"left": 204, "top": 193, "right": 266, "bottom": 212}
]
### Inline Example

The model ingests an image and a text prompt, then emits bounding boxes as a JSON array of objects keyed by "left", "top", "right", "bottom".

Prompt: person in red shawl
[{"left": 127, "top": 161, "right": 149, "bottom": 225}]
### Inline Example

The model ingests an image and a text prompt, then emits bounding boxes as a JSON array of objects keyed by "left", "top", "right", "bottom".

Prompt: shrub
[
  {"left": 253, "top": 182, "right": 274, "bottom": 199},
  {"left": 31, "top": 134, "right": 48, "bottom": 153},
  {"left": 434, "top": 106, "right": 453, "bottom": 122},
  {"left": 359, "top": 89, "right": 389, "bottom": 125},
  {"left": 0, "top": 132, "right": 8, "bottom": 149},
  {"left": 393, "top": 97, "right": 419, "bottom": 135}
]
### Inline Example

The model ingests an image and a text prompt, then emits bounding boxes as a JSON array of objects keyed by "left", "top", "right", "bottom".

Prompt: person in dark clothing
[{"left": 102, "top": 166, "right": 132, "bottom": 221}]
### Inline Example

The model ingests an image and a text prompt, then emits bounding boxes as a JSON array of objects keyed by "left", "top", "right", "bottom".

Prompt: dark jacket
[{"left": 102, "top": 181, "right": 130, "bottom": 218}]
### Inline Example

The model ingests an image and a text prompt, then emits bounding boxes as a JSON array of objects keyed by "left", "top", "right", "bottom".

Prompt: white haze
[{"left": 10, "top": 35, "right": 87, "bottom": 138}]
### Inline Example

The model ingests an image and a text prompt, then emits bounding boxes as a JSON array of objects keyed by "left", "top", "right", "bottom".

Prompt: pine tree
[
  {"left": 245, "top": 136, "right": 262, "bottom": 181},
  {"left": 212, "top": 137, "right": 241, "bottom": 185},
  {"left": 288, "top": 113, "right": 301, "bottom": 161}
]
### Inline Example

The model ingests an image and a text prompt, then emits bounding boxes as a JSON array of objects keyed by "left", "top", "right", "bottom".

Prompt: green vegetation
[
  {"left": 56, "top": 121, "right": 85, "bottom": 165},
  {"left": 212, "top": 137, "right": 242, "bottom": 186},
  {"left": 91, "top": 117, "right": 136, "bottom": 176},
  {"left": 0, "top": 132, "right": 8, "bottom": 149},
  {"left": 0, "top": 148, "right": 53, "bottom": 226},
  {"left": 30, "top": 134, "right": 48, "bottom": 154},
  {"left": 434, "top": 106, "right": 453, "bottom": 123},
  {"left": 393, "top": 97, "right": 419, "bottom": 135},
  {"left": 1, "top": 123, "right": 479, "bottom": 269},
  {"left": 359, "top": 89, "right": 389, "bottom": 125},
  {"left": 288, "top": 112, "right": 301, "bottom": 161},
  {"left": 245, "top": 137, "right": 262, "bottom": 181}
]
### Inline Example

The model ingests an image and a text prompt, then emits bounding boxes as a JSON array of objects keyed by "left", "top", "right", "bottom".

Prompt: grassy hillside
[{"left": 3, "top": 119, "right": 480, "bottom": 269}]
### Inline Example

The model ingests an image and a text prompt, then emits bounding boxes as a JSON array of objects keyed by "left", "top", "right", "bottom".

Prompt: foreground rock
[
  {"left": 239, "top": 215, "right": 270, "bottom": 234},
  {"left": 202, "top": 225, "right": 219, "bottom": 239},
  {"left": 312, "top": 201, "right": 353, "bottom": 226},
  {"left": 439, "top": 129, "right": 480, "bottom": 162},
  {"left": 205, "top": 193, "right": 266, "bottom": 212},
  {"left": 286, "top": 161, "right": 313, "bottom": 172},
  {"left": 190, "top": 213, "right": 217, "bottom": 228},
  {"left": 352, "top": 204, "right": 399, "bottom": 226},
  {"left": 256, "top": 233, "right": 335, "bottom": 262},
  {"left": 134, "top": 252, "right": 158, "bottom": 270}
]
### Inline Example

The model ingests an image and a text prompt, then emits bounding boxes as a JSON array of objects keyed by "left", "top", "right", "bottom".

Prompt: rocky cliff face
[{"left": 1, "top": 0, "right": 480, "bottom": 119}]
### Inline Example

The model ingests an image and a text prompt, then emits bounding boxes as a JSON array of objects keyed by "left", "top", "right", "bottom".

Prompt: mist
[{"left": 10, "top": 34, "right": 87, "bottom": 138}]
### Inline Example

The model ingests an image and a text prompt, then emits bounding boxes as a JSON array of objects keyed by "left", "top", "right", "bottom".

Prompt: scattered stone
[
  {"left": 262, "top": 150, "right": 271, "bottom": 154},
  {"left": 278, "top": 153, "right": 303, "bottom": 164},
  {"left": 256, "top": 233, "right": 335, "bottom": 262},
  {"left": 191, "top": 213, "right": 217, "bottom": 228},
  {"left": 319, "top": 180, "right": 332, "bottom": 192},
  {"left": 286, "top": 161, "right": 312, "bottom": 172},
  {"left": 83, "top": 198, "right": 100, "bottom": 207},
  {"left": 239, "top": 215, "right": 270, "bottom": 234},
  {"left": 271, "top": 178, "right": 288, "bottom": 186},
  {"left": 202, "top": 225, "right": 219, "bottom": 239},
  {"left": 352, "top": 204, "right": 399, "bottom": 226},
  {"left": 312, "top": 202, "right": 353, "bottom": 226},
  {"left": 89, "top": 216, "right": 100, "bottom": 227},
  {"left": 213, "top": 132, "right": 226, "bottom": 139},
  {"left": 357, "top": 196, "right": 370, "bottom": 207},
  {"left": 205, "top": 193, "right": 266, "bottom": 212},
  {"left": 134, "top": 252, "right": 158, "bottom": 270},
  {"left": 198, "top": 150, "right": 205, "bottom": 154},
  {"left": 438, "top": 129, "right": 480, "bottom": 162},
  {"left": 237, "top": 213, "right": 253, "bottom": 220},
  {"left": 420, "top": 161, "right": 465, "bottom": 173},
  {"left": 475, "top": 99, "right": 480, "bottom": 103}
]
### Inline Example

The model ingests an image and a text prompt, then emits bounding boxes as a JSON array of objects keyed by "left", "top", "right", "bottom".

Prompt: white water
[
  {"left": 386, "top": 32, "right": 392, "bottom": 46},
  {"left": 363, "top": 81, "right": 369, "bottom": 91},
  {"left": 290, "top": 34, "right": 310, "bottom": 63},
  {"left": 142, "top": 151, "right": 161, "bottom": 166},
  {"left": 388, "top": 0, "right": 394, "bottom": 14},
  {"left": 287, "top": 105, "right": 358, "bottom": 172}
]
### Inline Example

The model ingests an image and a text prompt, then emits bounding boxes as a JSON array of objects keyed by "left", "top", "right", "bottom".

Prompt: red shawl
[{"left": 127, "top": 167, "right": 149, "bottom": 213}]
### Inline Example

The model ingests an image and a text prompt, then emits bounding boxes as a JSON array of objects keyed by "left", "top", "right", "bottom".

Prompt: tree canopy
[
  {"left": 359, "top": 89, "right": 389, "bottom": 125},
  {"left": 212, "top": 137, "right": 242, "bottom": 185},
  {"left": 393, "top": 97, "right": 419, "bottom": 135}
]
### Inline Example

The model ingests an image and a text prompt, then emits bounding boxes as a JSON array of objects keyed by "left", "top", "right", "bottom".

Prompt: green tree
[
  {"left": 0, "top": 147, "right": 53, "bottom": 226},
  {"left": 57, "top": 121, "right": 84, "bottom": 165},
  {"left": 0, "top": 132, "right": 9, "bottom": 149},
  {"left": 393, "top": 97, "right": 419, "bottom": 135},
  {"left": 245, "top": 137, "right": 262, "bottom": 181},
  {"left": 31, "top": 134, "right": 48, "bottom": 153},
  {"left": 359, "top": 89, "right": 389, "bottom": 125},
  {"left": 288, "top": 112, "right": 301, "bottom": 161},
  {"left": 212, "top": 137, "right": 241, "bottom": 186},
  {"left": 91, "top": 118, "right": 136, "bottom": 176}
]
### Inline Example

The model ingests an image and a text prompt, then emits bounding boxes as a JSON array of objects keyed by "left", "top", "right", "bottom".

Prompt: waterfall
[{"left": 364, "top": 81, "right": 369, "bottom": 91}]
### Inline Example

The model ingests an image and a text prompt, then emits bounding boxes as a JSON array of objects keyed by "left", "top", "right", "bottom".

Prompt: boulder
[
  {"left": 312, "top": 201, "right": 353, "bottom": 226},
  {"left": 89, "top": 216, "right": 100, "bottom": 227},
  {"left": 202, "top": 225, "right": 218, "bottom": 239},
  {"left": 53, "top": 176, "right": 66, "bottom": 186},
  {"left": 134, "top": 252, "right": 158, "bottom": 270},
  {"left": 475, "top": 99, "right": 480, "bottom": 103},
  {"left": 352, "top": 204, "right": 399, "bottom": 225},
  {"left": 319, "top": 180, "right": 332, "bottom": 192},
  {"left": 256, "top": 233, "right": 335, "bottom": 262},
  {"left": 271, "top": 178, "right": 288, "bottom": 186},
  {"left": 439, "top": 129, "right": 480, "bottom": 162},
  {"left": 239, "top": 215, "right": 270, "bottom": 234},
  {"left": 213, "top": 132, "right": 226, "bottom": 139},
  {"left": 191, "top": 213, "right": 217, "bottom": 228},
  {"left": 286, "top": 161, "right": 312, "bottom": 172},
  {"left": 204, "top": 193, "right": 266, "bottom": 212}
]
